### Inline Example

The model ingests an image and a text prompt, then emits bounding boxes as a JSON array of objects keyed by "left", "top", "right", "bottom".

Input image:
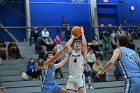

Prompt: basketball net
[{"left": 71, "top": 0, "right": 85, "bottom": 3}]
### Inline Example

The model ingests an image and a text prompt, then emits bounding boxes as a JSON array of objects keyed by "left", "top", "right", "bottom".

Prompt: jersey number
[
  {"left": 127, "top": 53, "right": 135, "bottom": 62},
  {"left": 74, "top": 58, "right": 77, "bottom": 63}
]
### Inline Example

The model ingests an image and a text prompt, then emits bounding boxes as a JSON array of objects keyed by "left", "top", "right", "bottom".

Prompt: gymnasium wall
[
  {"left": 29, "top": 0, "right": 92, "bottom": 40},
  {"left": 97, "top": 0, "right": 140, "bottom": 26},
  {"left": 0, "top": 0, "right": 140, "bottom": 41},
  {"left": 0, "top": 0, "right": 26, "bottom": 41}
]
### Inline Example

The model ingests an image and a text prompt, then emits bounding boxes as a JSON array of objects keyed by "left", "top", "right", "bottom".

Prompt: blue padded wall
[
  {"left": 97, "top": 0, "right": 140, "bottom": 26},
  {"left": 0, "top": 0, "right": 26, "bottom": 42},
  {"left": 30, "top": 0, "right": 92, "bottom": 40}
]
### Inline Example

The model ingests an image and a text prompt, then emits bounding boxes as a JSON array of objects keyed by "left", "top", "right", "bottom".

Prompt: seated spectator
[
  {"left": 110, "top": 30, "right": 117, "bottom": 49},
  {"left": 0, "top": 39, "right": 7, "bottom": 60},
  {"left": 87, "top": 48, "right": 96, "bottom": 68},
  {"left": 39, "top": 46, "right": 48, "bottom": 60},
  {"left": 33, "top": 27, "right": 39, "bottom": 44},
  {"left": 30, "top": 27, "right": 39, "bottom": 46},
  {"left": 54, "top": 59, "right": 64, "bottom": 79},
  {"left": 7, "top": 39, "right": 23, "bottom": 59},
  {"left": 0, "top": 86, "right": 5, "bottom": 92},
  {"left": 114, "top": 62, "right": 122, "bottom": 81},
  {"left": 84, "top": 63, "right": 94, "bottom": 89},
  {"left": 92, "top": 60, "right": 105, "bottom": 82},
  {"left": 90, "top": 40, "right": 103, "bottom": 60},
  {"left": 36, "top": 58, "right": 43, "bottom": 79},
  {"left": 41, "top": 27, "right": 49, "bottom": 38},
  {"left": 51, "top": 47, "right": 64, "bottom": 79},
  {"left": 102, "top": 33, "right": 111, "bottom": 54},
  {"left": 116, "top": 26, "right": 125, "bottom": 36},
  {"left": 46, "top": 36, "right": 55, "bottom": 52},
  {"left": 127, "top": 32, "right": 135, "bottom": 50},
  {"left": 51, "top": 47, "right": 57, "bottom": 55},
  {"left": 36, "top": 36, "right": 46, "bottom": 53},
  {"left": 54, "top": 35, "right": 63, "bottom": 53},
  {"left": 26, "top": 58, "right": 39, "bottom": 80},
  {"left": 0, "top": 58, "right": 2, "bottom": 65}
]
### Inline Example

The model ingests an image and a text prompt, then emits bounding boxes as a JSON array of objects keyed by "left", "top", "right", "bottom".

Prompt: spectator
[
  {"left": 36, "top": 36, "right": 46, "bottom": 53},
  {"left": 110, "top": 30, "right": 117, "bottom": 49},
  {"left": 61, "top": 16, "right": 69, "bottom": 40},
  {"left": 116, "top": 26, "right": 125, "bottom": 36},
  {"left": 46, "top": 36, "right": 55, "bottom": 52},
  {"left": 65, "top": 26, "right": 71, "bottom": 41},
  {"left": 87, "top": 48, "right": 96, "bottom": 68},
  {"left": 30, "top": 27, "right": 39, "bottom": 46},
  {"left": 0, "top": 86, "right": 5, "bottom": 92},
  {"left": 114, "top": 62, "right": 122, "bottom": 81},
  {"left": 51, "top": 47, "right": 64, "bottom": 79},
  {"left": 7, "top": 39, "right": 23, "bottom": 59},
  {"left": 54, "top": 59, "right": 64, "bottom": 79},
  {"left": 90, "top": 39, "right": 103, "bottom": 60},
  {"left": 36, "top": 58, "right": 44, "bottom": 79},
  {"left": 26, "top": 58, "right": 39, "bottom": 80},
  {"left": 84, "top": 63, "right": 94, "bottom": 89},
  {"left": 0, "top": 39, "right": 7, "bottom": 60},
  {"left": 127, "top": 32, "right": 135, "bottom": 50},
  {"left": 102, "top": 32, "right": 111, "bottom": 52},
  {"left": 54, "top": 35, "right": 63, "bottom": 53},
  {"left": 92, "top": 60, "right": 105, "bottom": 82},
  {"left": 0, "top": 58, "right": 2, "bottom": 65},
  {"left": 41, "top": 27, "right": 49, "bottom": 38},
  {"left": 51, "top": 47, "right": 57, "bottom": 55},
  {"left": 39, "top": 46, "right": 48, "bottom": 60},
  {"left": 122, "top": 19, "right": 129, "bottom": 31}
]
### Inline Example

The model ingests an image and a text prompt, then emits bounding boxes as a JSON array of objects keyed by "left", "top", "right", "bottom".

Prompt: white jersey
[{"left": 69, "top": 50, "right": 85, "bottom": 74}]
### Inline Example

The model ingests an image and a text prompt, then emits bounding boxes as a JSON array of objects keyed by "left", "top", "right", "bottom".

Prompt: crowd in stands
[
  {"left": 0, "top": 39, "right": 7, "bottom": 62},
  {"left": 0, "top": 39, "right": 23, "bottom": 64},
  {"left": 21, "top": 25, "right": 138, "bottom": 89},
  {"left": 0, "top": 25, "right": 138, "bottom": 91}
]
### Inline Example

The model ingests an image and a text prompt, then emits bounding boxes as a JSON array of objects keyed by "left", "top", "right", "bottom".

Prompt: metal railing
[{"left": 0, "top": 26, "right": 140, "bottom": 41}]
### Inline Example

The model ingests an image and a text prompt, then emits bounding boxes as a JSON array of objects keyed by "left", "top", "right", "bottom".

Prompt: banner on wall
[{"left": 103, "top": 0, "right": 108, "bottom": 3}]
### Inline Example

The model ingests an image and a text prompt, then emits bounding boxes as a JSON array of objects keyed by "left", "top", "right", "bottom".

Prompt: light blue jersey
[
  {"left": 118, "top": 47, "right": 140, "bottom": 93},
  {"left": 42, "top": 64, "right": 61, "bottom": 93}
]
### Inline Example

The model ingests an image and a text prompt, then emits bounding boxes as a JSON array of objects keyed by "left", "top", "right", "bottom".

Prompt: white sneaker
[{"left": 89, "top": 86, "right": 94, "bottom": 89}]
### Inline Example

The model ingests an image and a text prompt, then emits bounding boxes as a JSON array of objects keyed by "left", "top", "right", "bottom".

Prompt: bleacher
[{"left": 0, "top": 42, "right": 126, "bottom": 93}]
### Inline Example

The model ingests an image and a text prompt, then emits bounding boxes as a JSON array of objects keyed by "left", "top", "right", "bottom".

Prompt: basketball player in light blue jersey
[
  {"left": 96, "top": 35, "right": 140, "bottom": 93},
  {"left": 65, "top": 26, "right": 87, "bottom": 93},
  {"left": 42, "top": 46, "right": 68, "bottom": 93}
]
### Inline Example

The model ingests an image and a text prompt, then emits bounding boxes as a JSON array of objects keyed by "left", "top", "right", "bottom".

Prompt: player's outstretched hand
[
  {"left": 80, "top": 26, "right": 84, "bottom": 34},
  {"left": 96, "top": 71, "right": 102, "bottom": 78}
]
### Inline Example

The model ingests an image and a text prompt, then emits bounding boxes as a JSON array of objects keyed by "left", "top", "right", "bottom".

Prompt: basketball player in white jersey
[{"left": 65, "top": 26, "right": 87, "bottom": 93}]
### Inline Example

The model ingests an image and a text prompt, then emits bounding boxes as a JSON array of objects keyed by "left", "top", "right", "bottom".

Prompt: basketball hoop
[{"left": 71, "top": 0, "right": 85, "bottom": 3}]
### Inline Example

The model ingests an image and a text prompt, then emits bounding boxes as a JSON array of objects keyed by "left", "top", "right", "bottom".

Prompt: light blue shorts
[
  {"left": 124, "top": 77, "right": 140, "bottom": 93},
  {"left": 42, "top": 83, "right": 62, "bottom": 93}
]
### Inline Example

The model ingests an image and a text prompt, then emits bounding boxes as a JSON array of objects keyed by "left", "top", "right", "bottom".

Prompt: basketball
[{"left": 71, "top": 26, "right": 82, "bottom": 37}]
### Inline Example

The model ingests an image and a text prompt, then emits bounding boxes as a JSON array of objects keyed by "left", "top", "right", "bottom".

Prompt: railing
[{"left": 0, "top": 26, "right": 140, "bottom": 41}]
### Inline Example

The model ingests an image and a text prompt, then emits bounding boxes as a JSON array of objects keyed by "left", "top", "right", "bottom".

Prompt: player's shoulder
[
  {"left": 113, "top": 48, "right": 121, "bottom": 55},
  {"left": 114, "top": 48, "right": 121, "bottom": 52}
]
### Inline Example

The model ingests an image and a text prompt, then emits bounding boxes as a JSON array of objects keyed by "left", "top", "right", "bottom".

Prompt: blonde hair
[{"left": 75, "top": 40, "right": 82, "bottom": 44}]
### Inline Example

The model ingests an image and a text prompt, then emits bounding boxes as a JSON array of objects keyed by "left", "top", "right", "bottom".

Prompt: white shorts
[{"left": 66, "top": 73, "right": 86, "bottom": 91}]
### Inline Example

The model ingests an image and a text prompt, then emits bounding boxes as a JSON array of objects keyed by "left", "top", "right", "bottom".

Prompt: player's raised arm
[
  {"left": 81, "top": 26, "right": 87, "bottom": 57},
  {"left": 96, "top": 48, "right": 120, "bottom": 78},
  {"left": 56, "top": 53, "right": 69, "bottom": 69},
  {"left": 65, "top": 35, "right": 75, "bottom": 54},
  {"left": 44, "top": 47, "right": 65, "bottom": 65}
]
